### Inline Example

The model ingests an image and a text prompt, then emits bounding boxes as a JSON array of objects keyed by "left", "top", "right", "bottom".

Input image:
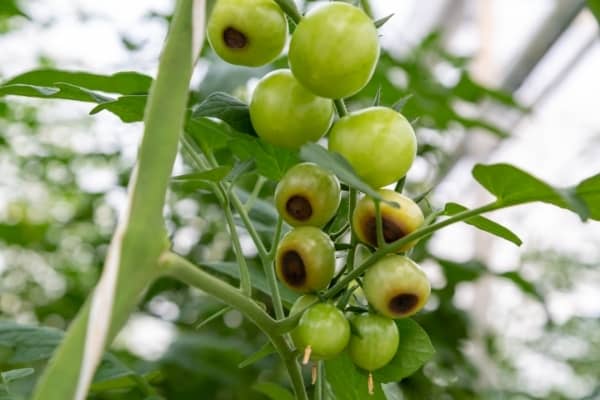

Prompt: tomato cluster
[{"left": 207, "top": 0, "right": 430, "bottom": 394}]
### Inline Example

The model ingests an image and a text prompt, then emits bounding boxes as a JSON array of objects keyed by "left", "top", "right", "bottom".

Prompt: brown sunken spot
[
  {"left": 223, "top": 27, "right": 247, "bottom": 49},
  {"left": 389, "top": 293, "right": 419, "bottom": 315},
  {"left": 281, "top": 250, "right": 306, "bottom": 287},
  {"left": 286, "top": 195, "right": 313, "bottom": 221},
  {"left": 364, "top": 216, "right": 405, "bottom": 246}
]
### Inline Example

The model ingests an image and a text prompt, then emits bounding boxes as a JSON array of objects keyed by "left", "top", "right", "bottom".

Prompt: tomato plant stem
[
  {"left": 161, "top": 252, "right": 308, "bottom": 400},
  {"left": 274, "top": 0, "right": 302, "bottom": 24},
  {"left": 334, "top": 98, "right": 348, "bottom": 117},
  {"left": 325, "top": 201, "right": 504, "bottom": 298},
  {"left": 31, "top": 1, "right": 202, "bottom": 398}
]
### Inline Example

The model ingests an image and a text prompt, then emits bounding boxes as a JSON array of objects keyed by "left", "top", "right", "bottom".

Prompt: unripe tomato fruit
[
  {"left": 288, "top": 2, "right": 380, "bottom": 99},
  {"left": 207, "top": 0, "right": 287, "bottom": 67},
  {"left": 348, "top": 314, "right": 399, "bottom": 372},
  {"left": 275, "top": 163, "right": 341, "bottom": 228},
  {"left": 353, "top": 189, "right": 424, "bottom": 252},
  {"left": 250, "top": 69, "right": 334, "bottom": 149},
  {"left": 328, "top": 107, "right": 417, "bottom": 188},
  {"left": 275, "top": 226, "right": 335, "bottom": 293},
  {"left": 291, "top": 302, "right": 350, "bottom": 362},
  {"left": 363, "top": 255, "right": 430, "bottom": 318}
]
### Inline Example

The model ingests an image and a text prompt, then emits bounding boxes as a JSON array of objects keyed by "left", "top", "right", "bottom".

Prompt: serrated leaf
[
  {"left": 374, "top": 13, "right": 394, "bottom": 28},
  {"left": 0, "top": 83, "right": 113, "bottom": 103},
  {"left": 192, "top": 92, "right": 255, "bottom": 134},
  {"left": 252, "top": 382, "right": 295, "bottom": 400},
  {"left": 3, "top": 69, "right": 152, "bottom": 95},
  {"left": 186, "top": 116, "right": 233, "bottom": 150},
  {"left": 238, "top": 341, "right": 275, "bottom": 368},
  {"left": 589, "top": 0, "right": 600, "bottom": 26},
  {"left": 325, "top": 352, "right": 386, "bottom": 400},
  {"left": 473, "top": 163, "right": 598, "bottom": 221},
  {"left": 443, "top": 202, "right": 522, "bottom": 246},
  {"left": 90, "top": 95, "right": 147, "bottom": 122},
  {"left": 229, "top": 133, "right": 300, "bottom": 181},
  {"left": 300, "top": 143, "right": 382, "bottom": 201},
  {"left": 373, "top": 318, "right": 435, "bottom": 383}
]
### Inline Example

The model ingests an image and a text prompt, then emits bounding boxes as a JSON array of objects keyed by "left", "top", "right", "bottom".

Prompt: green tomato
[
  {"left": 207, "top": 0, "right": 287, "bottom": 67},
  {"left": 353, "top": 189, "right": 424, "bottom": 252},
  {"left": 328, "top": 107, "right": 417, "bottom": 188},
  {"left": 275, "top": 226, "right": 335, "bottom": 293},
  {"left": 363, "top": 255, "right": 430, "bottom": 319},
  {"left": 291, "top": 302, "right": 350, "bottom": 362},
  {"left": 250, "top": 69, "right": 334, "bottom": 148},
  {"left": 288, "top": 2, "right": 380, "bottom": 99},
  {"left": 275, "top": 163, "right": 341, "bottom": 228},
  {"left": 348, "top": 314, "right": 399, "bottom": 372}
]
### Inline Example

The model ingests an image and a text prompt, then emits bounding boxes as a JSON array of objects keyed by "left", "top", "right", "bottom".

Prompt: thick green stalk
[
  {"left": 274, "top": 0, "right": 302, "bottom": 23},
  {"left": 32, "top": 1, "right": 200, "bottom": 398},
  {"left": 161, "top": 252, "right": 308, "bottom": 400},
  {"left": 325, "top": 201, "right": 503, "bottom": 298}
]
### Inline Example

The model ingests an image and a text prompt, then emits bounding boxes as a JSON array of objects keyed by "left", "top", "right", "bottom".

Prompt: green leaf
[
  {"left": 1, "top": 369, "right": 33, "bottom": 384},
  {"left": 473, "top": 163, "right": 595, "bottom": 221},
  {"left": 3, "top": 69, "right": 152, "bottom": 95},
  {"left": 229, "top": 133, "right": 300, "bottom": 181},
  {"left": 0, "top": 321, "right": 137, "bottom": 386},
  {"left": 499, "top": 271, "right": 543, "bottom": 302},
  {"left": 575, "top": 173, "right": 600, "bottom": 220},
  {"left": 0, "top": 0, "right": 29, "bottom": 19},
  {"left": 325, "top": 352, "right": 386, "bottom": 400},
  {"left": 374, "top": 318, "right": 435, "bottom": 383},
  {"left": 186, "top": 116, "right": 233, "bottom": 150},
  {"left": 0, "top": 83, "right": 112, "bottom": 103},
  {"left": 443, "top": 202, "right": 522, "bottom": 246},
  {"left": 252, "top": 382, "right": 295, "bottom": 400},
  {"left": 171, "top": 166, "right": 232, "bottom": 192},
  {"left": 587, "top": 0, "right": 600, "bottom": 27},
  {"left": 300, "top": 143, "right": 383, "bottom": 201},
  {"left": 238, "top": 341, "right": 275, "bottom": 368},
  {"left": 192, "top": 92, "right": 255, "bottom": 134},
  {"left": 90, "top": 95, "right": 147, "bottom": 122}
]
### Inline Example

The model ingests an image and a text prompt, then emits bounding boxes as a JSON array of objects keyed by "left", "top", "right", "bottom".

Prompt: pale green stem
[
  {"left": 32, "top": 1, "right": 200, "bottom": 398},
  {"left": 161, "top": 252, "right": 308, "bottom": 400},
  {"left": 245, "top": 175, "right": 267, "bottom": 212},
  {"left": 273, "top": 0, "right": 302, "bottom": 23},
  {"left": 325, "top": 201, "right": 503, "bottom": 298}
]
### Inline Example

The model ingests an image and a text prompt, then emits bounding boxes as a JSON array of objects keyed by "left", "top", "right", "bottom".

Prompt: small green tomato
[
  {"left": 275, "top": 227, "right": 335, "bottom": 293},
  {"left": 291, "top": 302, "right": 350, "bottom": 363},
  {"left": 207, "top": 0, "right": 287, "bottom": 67},
  {"left": 288, "top": 2, "right": 380, "bottom": 99},
  {"left": 328, "top": 107, "right": 417, "bottom": 188},
  {"left": 348, "top": 313, "right": 399, "bottom": 394},
  {"left": 363, "top": 255, "right": 430, "bottom": 319},
  {"left": 353, "top": 189, "right": 424, "bottom": 252},
  {"left": 250, "top": 69, "right": 334, "bottom": 149},
  {"left": 275, "top": 163, "right": 341, "bottom": 228}
]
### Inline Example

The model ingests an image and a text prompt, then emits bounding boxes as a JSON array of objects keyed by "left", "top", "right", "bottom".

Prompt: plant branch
[
  {"left": 274, "top": 0, "right": 303, "bottom": 24},
  {"left": 325, "top": 201, "right": 503, "bottom": 298},
  {"left": 334, "top": 98, "right": 348, "bottom": 117},
  {"left": 161, "top": 252, "right": 308, "bottom": 400}
]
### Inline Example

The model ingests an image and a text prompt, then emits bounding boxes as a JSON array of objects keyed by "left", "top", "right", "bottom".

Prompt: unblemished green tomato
[
  {"left": 353, "top": 189, "right": 424, "bottom": 252},
  {"left": 275, "top": 226, "right": 335, "bottom": 293},
  {"left": 207, "top": 0, "right": 287, "bottom": 67},
  {"left": 348, "top": 314, "right": 399, "bottom": 372},
  {"left": 288, "top": 2, "right": 380, "bottom": 99},
  {"left": 275, "top": 163, "right": 341, "bottom": 227},
  {"left": 328, "top": 107, "right": 417, "bottom": 188},
  {"left": 363, "top": 255, "right": 430, "bottom": 319},
  {"left": 250, "top": 69, "right": 335, "bottom": 148},
  {"left": 291, "top": 302, "right": 350, "bottom": 362}
]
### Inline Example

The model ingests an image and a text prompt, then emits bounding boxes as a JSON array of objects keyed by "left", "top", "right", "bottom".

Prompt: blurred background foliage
[{"left": 1, "top": 0, "right": 599, "bottom": 399}]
